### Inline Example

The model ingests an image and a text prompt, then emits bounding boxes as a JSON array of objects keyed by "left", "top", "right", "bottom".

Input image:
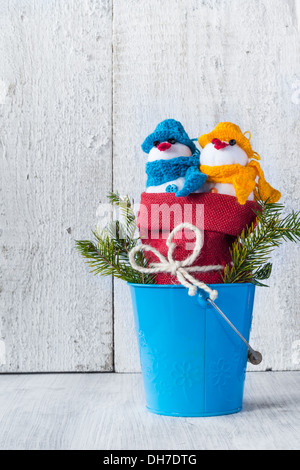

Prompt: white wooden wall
[
  {"left": 0, "top": 0, "right": 299, "bottom": 373},
  {"left": 0, "top": 0, "right": 113, "bottom": 372}
]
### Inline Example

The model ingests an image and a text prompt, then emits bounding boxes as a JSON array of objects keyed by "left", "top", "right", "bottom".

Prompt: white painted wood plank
[
  {"left": 113, "top": 0, "right": 300, "bottom": 372},
  {"left": 0, "top": 372, "right": 299, "bottom": 450},
  {"left": 0, "top": 1, "right": 113, "bottom": 371}
]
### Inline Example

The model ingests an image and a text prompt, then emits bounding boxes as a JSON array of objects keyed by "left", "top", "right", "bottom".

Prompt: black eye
[
  {"left": 168, "top": 138, "right": 176, "bottom": 144},
  {"left": 153, "top": 141, "right": 160, "bottom": 147},
  {"left": 229, "top": 139, "right": 236, "bottom": 146}
]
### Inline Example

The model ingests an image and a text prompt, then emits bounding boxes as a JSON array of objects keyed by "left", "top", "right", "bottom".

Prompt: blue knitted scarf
[{"left": 146, "top": 154, "right": 200, "bottom": 187}]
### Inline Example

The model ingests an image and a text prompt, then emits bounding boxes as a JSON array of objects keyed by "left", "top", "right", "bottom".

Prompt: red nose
[
  {"left": 212, "top": 138, "right": 229, "bottom": 150},
  {"left": 157, "top": 142, "right": 172, "bottom": 151}
]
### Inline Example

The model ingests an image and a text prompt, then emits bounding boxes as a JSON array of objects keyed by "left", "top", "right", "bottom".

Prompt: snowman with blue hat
[{"left": 142, "top": 119, "right": 207, "bottom": 197}]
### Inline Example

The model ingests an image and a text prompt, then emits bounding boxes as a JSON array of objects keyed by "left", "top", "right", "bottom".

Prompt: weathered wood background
[{"left": 0, "top": 0, "right": 299, "bottom": 373}]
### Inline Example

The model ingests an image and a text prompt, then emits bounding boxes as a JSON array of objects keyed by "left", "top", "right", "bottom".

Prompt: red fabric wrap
[{"left": 137, "top": 192, "right": 259, "bottom": 284}]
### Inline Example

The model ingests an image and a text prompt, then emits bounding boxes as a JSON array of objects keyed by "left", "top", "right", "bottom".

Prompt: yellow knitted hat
[{"left": 198, "top": 122, "right": 260, "bottom": 160}]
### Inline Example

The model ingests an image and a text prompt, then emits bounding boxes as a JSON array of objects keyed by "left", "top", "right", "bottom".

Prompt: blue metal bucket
[{"left": 129, "top": 283, "right": 255, "bottom": 417}]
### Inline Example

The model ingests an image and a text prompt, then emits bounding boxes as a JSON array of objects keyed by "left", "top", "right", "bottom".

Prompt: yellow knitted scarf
[{"left": 200, "top": 161, "right": 281, "bottom": 205}]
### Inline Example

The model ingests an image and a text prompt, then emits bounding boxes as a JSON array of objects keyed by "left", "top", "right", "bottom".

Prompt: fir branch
[
  {"left": 75, "top": 192, "right": 155, "bottom": 284},
  {"left": 223, "top": 199, "right": 300, "bottom": 285},
  {"left": 107, "top": 191, "right": 137, "bottom": 239}
]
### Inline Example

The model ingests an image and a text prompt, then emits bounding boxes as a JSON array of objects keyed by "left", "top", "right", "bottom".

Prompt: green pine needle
[
  {"left": 223, "top": 198, "right": 300, "bottom": 286},
  {"left": 75, "top": 192, "right": 155, "bottom": 284},
  {"left": 76, "top": 192, "right": 299, "bottom": 288}
]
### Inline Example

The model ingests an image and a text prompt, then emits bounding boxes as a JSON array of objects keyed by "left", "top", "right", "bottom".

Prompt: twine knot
[
  {"left": 129, "top": 223, "right": 223, "bottom": 300},
  {"left": 169, "top": 259, "right": 182, "bottom": 276}
]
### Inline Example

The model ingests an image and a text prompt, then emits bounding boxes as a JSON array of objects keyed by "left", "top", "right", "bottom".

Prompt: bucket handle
[{"left": 198, "top": 291, "right": 262, "bottom": 365}]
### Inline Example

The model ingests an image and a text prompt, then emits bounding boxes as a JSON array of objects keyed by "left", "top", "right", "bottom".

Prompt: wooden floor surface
[{"left": 0, "top": 372, "right": 299, "bottom": 450}]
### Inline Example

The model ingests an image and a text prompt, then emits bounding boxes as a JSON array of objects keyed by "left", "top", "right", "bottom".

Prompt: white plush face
[
  {"left": 147, "top": 142, "right": 192, "bottom": 162},
  {"left": 200, "top": 142, "right": 249, "bottom": 166}
]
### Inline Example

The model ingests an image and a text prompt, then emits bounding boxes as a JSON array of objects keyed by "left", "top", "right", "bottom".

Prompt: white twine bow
[{"left": 129, "top": 222, "right": 223, "bottom": 300}]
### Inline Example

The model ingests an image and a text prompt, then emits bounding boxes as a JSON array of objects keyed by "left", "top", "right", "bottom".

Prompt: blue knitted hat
[{"left": 141, "top": 119, "right": 196, "bottom": 154}]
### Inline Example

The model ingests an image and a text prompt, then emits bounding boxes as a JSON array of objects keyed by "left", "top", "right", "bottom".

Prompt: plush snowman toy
[
  {"left": 197, "top": 134, "right": 254, "bottom": 200},
  {"left": 142, "top": 119, "right": 207, "bottom": 197},
  {"left": 197, "top": 122, "right": 281, "bottom": 205}
]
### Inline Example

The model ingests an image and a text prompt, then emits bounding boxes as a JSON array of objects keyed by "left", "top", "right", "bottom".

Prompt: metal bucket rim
[{"left": 128, "top": 282, "right": 255, "bottom": 289}]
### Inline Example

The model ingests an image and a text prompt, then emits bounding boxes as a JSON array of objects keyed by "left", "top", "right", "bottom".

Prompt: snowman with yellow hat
[{"left": 198, "top": 122, "right": 281, "bottom": 205}]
